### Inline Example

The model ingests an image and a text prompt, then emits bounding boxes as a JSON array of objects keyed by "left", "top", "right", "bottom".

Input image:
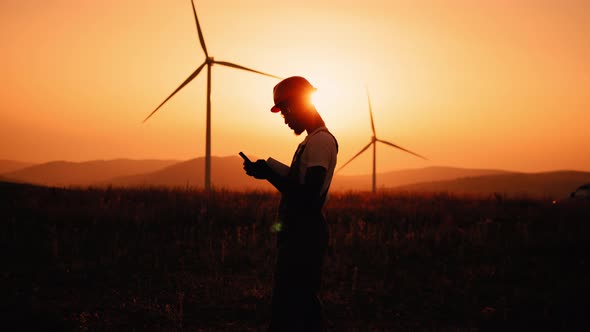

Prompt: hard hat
[{"left": 270, "top": 76, "right": 316, "bottom": 113}]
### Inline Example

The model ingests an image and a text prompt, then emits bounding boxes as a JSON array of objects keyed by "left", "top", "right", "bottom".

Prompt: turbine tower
[
  {"left": 143, "top": 0, "right": 281, "bottom": 192},
  {"left": 337, "top": 87, "right": 428, "bottom": 193}
]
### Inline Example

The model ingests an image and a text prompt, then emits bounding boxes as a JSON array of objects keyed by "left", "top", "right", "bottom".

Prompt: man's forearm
[
  {"left": 270, "top": 166, "right": 326, "bottom": 210},
  {"left": 266, "top": 171, "right": 313, "bottom": 197},
  {"left": 266, "top": 170, "right": 289, "bottom": 192}
]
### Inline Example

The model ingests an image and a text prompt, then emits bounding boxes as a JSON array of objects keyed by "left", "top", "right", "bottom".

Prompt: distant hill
[
  {"left": 331, "top": 166, "right": 509, "bottom": 191},
  {"left": 393, "top": 171, "right": 590, "bottom": 199},
  {"left": 106, "top": 156, "right": 273, "bottom": 191},
  {"left": 0, "top": 180, "right": 43, "bottom": 190},
  {"left": 3, "top": 159, "right": 179, "bottom": 187},
  {"left": 108, "top": 163, "right": 511, "bottom": 192},
  {"left": 0, "top": 176, "right": 16, "bottom": 184},
  {"left": 0, "top": 160, "right": 35, "bottom": 174},
  {"left": 3, "top": 156, "right": 588, "bottom": 196}
]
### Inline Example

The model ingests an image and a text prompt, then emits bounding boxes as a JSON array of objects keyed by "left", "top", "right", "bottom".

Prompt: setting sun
[{"left": 309, "top": 78, "right": 349, "bottom": 129}]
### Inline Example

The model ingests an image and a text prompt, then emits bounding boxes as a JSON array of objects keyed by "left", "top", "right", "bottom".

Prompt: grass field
[{"left": 1, "top": 183, "right": 589, "bottom": 331}]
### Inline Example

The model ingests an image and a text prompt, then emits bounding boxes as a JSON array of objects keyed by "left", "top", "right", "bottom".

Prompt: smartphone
[{"left": 239, "top": 152, "right": 252, "bottom": 163}]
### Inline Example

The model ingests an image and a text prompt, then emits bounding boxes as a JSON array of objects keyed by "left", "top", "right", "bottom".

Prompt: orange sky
[{"left": 1, "top": 0, "right": 589, "bottom": 174}]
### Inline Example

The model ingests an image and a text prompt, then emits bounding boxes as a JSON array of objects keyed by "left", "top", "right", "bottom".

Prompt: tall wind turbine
[
  {"left": 337, "top": 87, "right": 428, "bottom": 193},
  {"left": 143, "top": 0, "right": 281, "bottom": 192}
]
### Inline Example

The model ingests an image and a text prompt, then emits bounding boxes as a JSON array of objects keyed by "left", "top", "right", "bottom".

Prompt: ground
[{"left": 1, "top": 184, "right": 589, "bottom": 331}]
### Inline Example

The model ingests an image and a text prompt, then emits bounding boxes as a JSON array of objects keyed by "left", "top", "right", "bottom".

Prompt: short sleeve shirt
[{"left": 293, "top": 126, "right": 338, "bottom": 196}]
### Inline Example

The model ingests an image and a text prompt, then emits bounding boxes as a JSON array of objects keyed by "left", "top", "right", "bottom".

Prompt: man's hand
[{"left": 243, "top": 159, "right": 273, "bottom": 180}]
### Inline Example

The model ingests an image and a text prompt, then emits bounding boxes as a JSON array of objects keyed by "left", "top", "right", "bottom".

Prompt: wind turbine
[
  {"left": 143, "top": 0, "right": 281, "bottom": 192},
  {"left": 337, "top": 87, "right": 428, "bottom": 193}
]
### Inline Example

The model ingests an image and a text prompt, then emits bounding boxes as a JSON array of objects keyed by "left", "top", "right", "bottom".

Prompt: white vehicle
[{"left": 570, "top": 183, "right": 590, "bottom": 198}]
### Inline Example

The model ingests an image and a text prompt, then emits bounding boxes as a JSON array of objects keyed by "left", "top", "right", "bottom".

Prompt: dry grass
[{"left": 1, "top": 185, "right": 589, "bottom": 331}]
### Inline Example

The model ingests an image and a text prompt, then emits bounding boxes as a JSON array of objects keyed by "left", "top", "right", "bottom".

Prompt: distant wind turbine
[
  {"left": 337, "top": 87, "right": 428, "bottom": 193},
  {"left": 143, "top": 0, "right": 282, "bottom": 192}
]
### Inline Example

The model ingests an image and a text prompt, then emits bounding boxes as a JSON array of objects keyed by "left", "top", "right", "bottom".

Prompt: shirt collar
[{"left": 302, "top": 126, "right": 328, "bottom": 144}]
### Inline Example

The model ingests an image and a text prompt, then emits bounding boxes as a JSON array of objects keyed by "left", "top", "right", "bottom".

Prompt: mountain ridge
[
  {"left": 103, "top": 156, "right": 272, "bottom": 191},
  {"left": 392, "top": 170, "right": 590, "bottom": 198},
  {"left": 2, "top": 157, "right": 588, "bottom": 197},
  {"left": 2, "top": 159, "right": 180, "bottom": 187},
  {"left": 331, "top": 166, "right": 511, "bottom": 191},
  {"left": 0, "top": 160, "right": 35, "bottom": 174}
]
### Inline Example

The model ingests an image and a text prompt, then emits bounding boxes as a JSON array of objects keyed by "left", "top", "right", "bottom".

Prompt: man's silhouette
[{"left": 243, "top": 76, "right": 338, "bottom": 331}]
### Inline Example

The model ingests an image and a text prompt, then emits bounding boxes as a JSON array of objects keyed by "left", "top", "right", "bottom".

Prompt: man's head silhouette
[
  {"left": 271, "top": 76, "right": 316, "bottom": 113},
  {"left": 271, "top": 76, "right": 318, "bottom": 135}
]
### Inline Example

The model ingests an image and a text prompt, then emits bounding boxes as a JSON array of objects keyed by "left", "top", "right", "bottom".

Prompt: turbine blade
[
  {"left": 366, "top": 86, "right": 376, "bottom": 136},
  {"left": 377, "top": 139, "right": 428, "bottom": 160},
  {"left": 143, "top": 62, "right": 206, "bottom": 123},
  {"left": 191, "top": 0, "right": 208, "bottom": 58},
  {"left": 214, "top": 60, "right": 282, "bottom": 79},
  {"left": 336, "top": 142, "right": 373, "bottom": 173}
]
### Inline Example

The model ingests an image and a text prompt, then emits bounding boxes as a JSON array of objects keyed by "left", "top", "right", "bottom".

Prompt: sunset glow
[{"left": 1, "top": 0, "right": 589, "bottom": 174}]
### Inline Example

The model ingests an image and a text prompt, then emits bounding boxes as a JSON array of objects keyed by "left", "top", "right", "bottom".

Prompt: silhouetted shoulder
[
  {"left": 302, "top": 130, "right": 338, "bottom": 173},
  {"left": 308, "top": 130, "right": 337, "bottom": 148}
]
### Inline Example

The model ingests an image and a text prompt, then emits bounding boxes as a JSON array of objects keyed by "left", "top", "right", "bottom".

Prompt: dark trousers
[{"left": 268, "top": 213, "right": 329, "bottom": 332}]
